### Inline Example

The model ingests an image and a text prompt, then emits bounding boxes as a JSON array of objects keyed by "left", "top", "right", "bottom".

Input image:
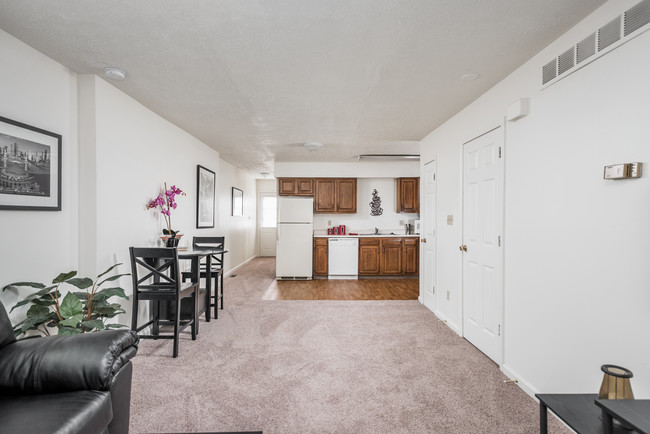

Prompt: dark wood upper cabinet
[
  {"left": 278, "top": 178, "right": 314, "bottom": 196},
  {"left": 397, "top": 178, "right": 419, "bottom": 213},
  {"left": 296, "top": 178, "right": 314, "bottom": 195},
  {"left": 313, "top": 237, "right": 328, "bottom": 276},
  {"left": 313, "top": 178, "right": 357, "bottom": 214},
  {"left": 335, "top": 178, "right": 357, "bottom": 213},
  {"left": 314, "top": 179, "right": 336, "bottom": 212},
  {"left": 380, "top": 238, "right": 403, "bottom": 275},
  {"left": 358, "top": 238, "right": 380, "bottom": 275}
]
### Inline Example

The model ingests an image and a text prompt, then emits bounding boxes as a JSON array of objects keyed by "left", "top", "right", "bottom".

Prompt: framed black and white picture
[
  {"left": 196, "top": 165, "right": 215, "bottom": 228},
  {"left": 0, "top": 116, "right": 62, "bottom": 211},
  {"left": 232, "top": 187, "right": 243, "bottom": 216}
]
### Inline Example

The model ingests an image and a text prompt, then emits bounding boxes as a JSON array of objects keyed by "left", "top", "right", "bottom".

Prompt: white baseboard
[
  {"left": 500, "top": 364, "right": 538, "bottom": 399},
  {"left": 224, "top": 255, "right": 257, "bottom": 277},
  {"left": 418, "top": 296, "right": 423, "bottom": 304},
  {"left": 501, "top": 364, "right": 573, "bottom": 432}
]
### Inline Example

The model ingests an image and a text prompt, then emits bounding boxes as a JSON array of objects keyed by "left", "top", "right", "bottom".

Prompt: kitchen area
[{"left": 275, "top": 176, "right": 420, "bottom": 282}]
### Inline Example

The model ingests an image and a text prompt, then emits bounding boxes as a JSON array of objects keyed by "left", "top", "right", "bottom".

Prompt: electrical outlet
[
  {"left": 399, "top": 220, "right": 405, "bottom": 225},
  {"left": 446, "top": 291, "right": 450, "bottom": 301},
  {"left": 328, "top": 220, "right": 331, "bottom": 226}
]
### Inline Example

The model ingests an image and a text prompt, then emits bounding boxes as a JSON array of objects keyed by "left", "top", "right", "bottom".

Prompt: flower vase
[{"left": 160, "top": 233, "right": 183, "bottom": 247}]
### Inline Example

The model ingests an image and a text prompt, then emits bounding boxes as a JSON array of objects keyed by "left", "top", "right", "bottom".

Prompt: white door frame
[
  {"left": 461, "top": 124, "right": 505, "bottom": 366},
  {"left": 421, "top": 159, "right": 437, "bottom": 313}
]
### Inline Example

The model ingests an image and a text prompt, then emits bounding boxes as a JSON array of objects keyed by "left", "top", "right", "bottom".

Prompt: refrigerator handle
[{"left": 277, "top": 224, "right": 280, "bottom": 243}]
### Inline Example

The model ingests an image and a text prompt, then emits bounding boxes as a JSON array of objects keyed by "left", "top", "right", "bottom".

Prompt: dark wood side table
[
  {"left": 537, "top": 393, "right": 649, "bottom": 434},
  {"left": 595, "top": 399, "right": 650, "bottom": 434}
]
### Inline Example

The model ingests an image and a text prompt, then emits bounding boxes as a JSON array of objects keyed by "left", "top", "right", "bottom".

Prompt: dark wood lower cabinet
[
  {"left": 380, "top": 238, "right": 403, "bottom": 275},
  {"left": 358, "top": 237, "right": 419, "bottom": 276},
  {"left": 313, "top": 237, "right": 328, "bottom": 276},
  {"left": 402, "top": 238, "right": 419, "bottom": 275},
  {"left": 358, "top": 238, "right": 380, "bottom": 275}
]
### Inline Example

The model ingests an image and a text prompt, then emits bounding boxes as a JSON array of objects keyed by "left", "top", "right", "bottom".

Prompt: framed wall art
[
  {"left": 0, "top": 116, "right": 62, "bottom": 211},
  {"left": 232, "top": 187, "right": 243, "bottom": 216},
  {"left": 196, "top": 165, "right": 215, "bottom": 228}
]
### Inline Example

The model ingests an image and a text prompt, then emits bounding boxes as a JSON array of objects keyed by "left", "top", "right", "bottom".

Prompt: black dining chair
[
  {"left": 182, "top": 236, "right": 225, "bottom": 320},
  {"left": 129, "top": 247, "right": 199, "bottom": 358}
]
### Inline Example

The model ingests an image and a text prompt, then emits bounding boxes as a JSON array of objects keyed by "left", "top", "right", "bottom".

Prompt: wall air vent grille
[
  {"left": 599, "top": 17, "right": 622, "bottom": 51},
  {"left": 558, "top": 47, "right": 575, "bottom": 75},
  {"left": 625, "top": 0, "right": 650, "bottom": 36},
  {"left": 542, "top": 60, "right": 557, "bottom": 85},
  {"left": 542, "top": 1, "right": 650, "bottom": 89},
  {"left": 576, "top": 33, "right": 596, "bottom": 64}
]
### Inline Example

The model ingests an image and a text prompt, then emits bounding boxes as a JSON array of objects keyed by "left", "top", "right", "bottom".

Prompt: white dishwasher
[{"left": 328, "top": 237, "right": 359, "bottom": 279}]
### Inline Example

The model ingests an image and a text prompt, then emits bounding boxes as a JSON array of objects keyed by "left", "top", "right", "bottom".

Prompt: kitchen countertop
[{"left": 314, "top": 234, "right": 420, "bottom": 238}]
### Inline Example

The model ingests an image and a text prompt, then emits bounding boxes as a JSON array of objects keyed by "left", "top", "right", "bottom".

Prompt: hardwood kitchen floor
[{"left": 263, "top": 278, "right": 419, "bottom": 301}]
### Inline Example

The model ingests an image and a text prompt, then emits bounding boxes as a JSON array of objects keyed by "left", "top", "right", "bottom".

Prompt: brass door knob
[
  {"left": 421, "top": 238, "right": 427, "bottom": 243},
  {"left": 459, "top": 245, "right": 467, "bottom": 252}
]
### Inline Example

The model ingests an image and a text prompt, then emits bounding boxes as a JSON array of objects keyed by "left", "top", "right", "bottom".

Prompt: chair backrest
[
  {"left": 0, "top": 301, "right": 16, "bottom": 349},
  {"left": 192, "top": 236, "right": 225, "bottom": 267},
  {"left": 129, "top": 247, "right": 181, "bottom": 295}
]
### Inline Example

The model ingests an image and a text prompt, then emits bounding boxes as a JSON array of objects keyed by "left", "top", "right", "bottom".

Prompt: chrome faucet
[{"left": 374, "top": 227, "right": 379, "bottom": 235}]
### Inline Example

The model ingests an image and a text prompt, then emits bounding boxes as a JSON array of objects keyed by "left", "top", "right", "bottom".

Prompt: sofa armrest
[{"left": 0, "top": 330, "right": 138, "bottom": 395}]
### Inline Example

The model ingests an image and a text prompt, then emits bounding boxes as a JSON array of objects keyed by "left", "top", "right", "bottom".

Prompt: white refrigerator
[{"left": 276, "top": 197, "right": 314, "bottom": 279}]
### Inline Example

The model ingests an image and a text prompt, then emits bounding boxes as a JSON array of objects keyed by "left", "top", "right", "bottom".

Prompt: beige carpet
[{"left": 129, "top": 258, "right": 567, "bottom": 433}]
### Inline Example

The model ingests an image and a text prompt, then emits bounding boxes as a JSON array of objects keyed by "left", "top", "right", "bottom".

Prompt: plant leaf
[
  {"left": 66, "top": 277, "right": 93, "bottom": 289},
  {"left": 96, "top": 263, "right": 123, "bottom": 279},
  {"left": 26, "top": 304, "right": 50, "bottom": 318},
  {"left": 59, "top": 292, "right": 84, "bottom": 318},
  {"left": 81, "top": 320, "right": 105, "bottom": 331},
  {"left": 93, "top": 287, "right": 129, "bottom": 301},
  {"left": 60, "top": 314, "right": 83, "bottom": 328},
  {"left": 98, "top": 273, "right": 130, "bottom": 287},
  {"left": 72, "top": 291, "right": 90, "bottom": 300},
  {"left": 58, "top": 326, "right": 82, "bottom": 336},
  {"left": 53, "top": 271, "right": 77, "bottom": 284},
  {"left": 105, "top": 323, "right": 128, "bottom": 329},
  {"left": 3, "top": 281, "right": 46, "bottom": 291}
]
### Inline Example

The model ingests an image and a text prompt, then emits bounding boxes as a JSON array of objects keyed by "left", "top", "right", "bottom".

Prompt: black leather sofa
[{"left": 0, "top": 301, "right": 139, "bottom": 434}]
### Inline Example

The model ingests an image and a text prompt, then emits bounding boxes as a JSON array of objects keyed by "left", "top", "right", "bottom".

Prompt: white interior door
[
  {"left": 422, "top": 160, "right": 437, "bottom": 312},
  {"left": 462, "top": 126, "right": 504, "bottom": 365},
  {"left": 259, "top": 192, "right": 277, "bottom": 257}
]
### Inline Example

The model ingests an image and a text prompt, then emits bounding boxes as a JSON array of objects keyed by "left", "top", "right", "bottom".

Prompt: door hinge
[
  {"left": 432, "top": 286, "right": 435, "bottom": 294},
  {"left": 433, "top": 173, "right": 436, "bottom": 181},
  {"left": 498, "top": 324, "right": 501, "bottom": 336},
  {"left": 498, "top": 235, "right": 501, "bottom": 247},
  {"left": 498, "top": 147, "right": 502, "bottom": 158}
]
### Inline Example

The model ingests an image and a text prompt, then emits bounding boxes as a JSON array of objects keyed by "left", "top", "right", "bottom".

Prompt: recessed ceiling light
[
  {"left": 304, "top": 142, "right": 324, "bottom": 152},
  {"left": 460, "top": 73, "right": 480, "bottom": 81},
  {"left": 104, "top": 67, "right": 127, "bottom": 80}
]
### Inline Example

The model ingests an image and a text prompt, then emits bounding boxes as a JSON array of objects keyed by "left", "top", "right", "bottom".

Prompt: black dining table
[{"left": 178, "top": 247, "right": 228, "bottom": 325}]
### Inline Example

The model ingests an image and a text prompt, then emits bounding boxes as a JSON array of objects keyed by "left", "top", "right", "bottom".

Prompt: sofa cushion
[{"left": 0, "top": 390, "right": 112, "bottom": 434}]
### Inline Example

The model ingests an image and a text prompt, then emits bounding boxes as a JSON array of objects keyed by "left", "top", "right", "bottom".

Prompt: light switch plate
[{"left": 604, "top": 164, "right": 629, "bottom": 179}]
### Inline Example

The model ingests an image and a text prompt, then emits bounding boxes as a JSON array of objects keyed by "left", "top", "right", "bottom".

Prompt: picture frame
[
  {"left": 232, "top": 187, "right": 243, "bottom": 216},
  {"left": 0, "top": 116, "right": 62, "bottom": 211},
  {"left": 196, "top": 164, "right": 215, "bottom": 228}
]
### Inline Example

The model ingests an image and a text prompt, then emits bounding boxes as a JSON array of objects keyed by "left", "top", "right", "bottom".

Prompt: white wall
[
  {"left": 313, "top": 178, "right": 418, "bottom": 233},
  {"left": 218, "top": 159, "right": 257, "bottom": 273},
  {"left": 0, "top": 29, "right": 79, "bottom": 322},
  {"left": 0, "top": 29, "right": 258, "bottom": 328},
  {"left": 421, "top": 0, "right": 650, "bottom": 397}
]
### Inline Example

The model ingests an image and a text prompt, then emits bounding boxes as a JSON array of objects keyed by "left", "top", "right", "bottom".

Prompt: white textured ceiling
[{"left": 0, "top": 0, "right": 605, "bottom": 175}]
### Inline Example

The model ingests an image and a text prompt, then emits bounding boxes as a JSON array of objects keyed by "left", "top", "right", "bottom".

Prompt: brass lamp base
[{"left": 598, "top": 364, "right": 634, "bottom": 400}]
